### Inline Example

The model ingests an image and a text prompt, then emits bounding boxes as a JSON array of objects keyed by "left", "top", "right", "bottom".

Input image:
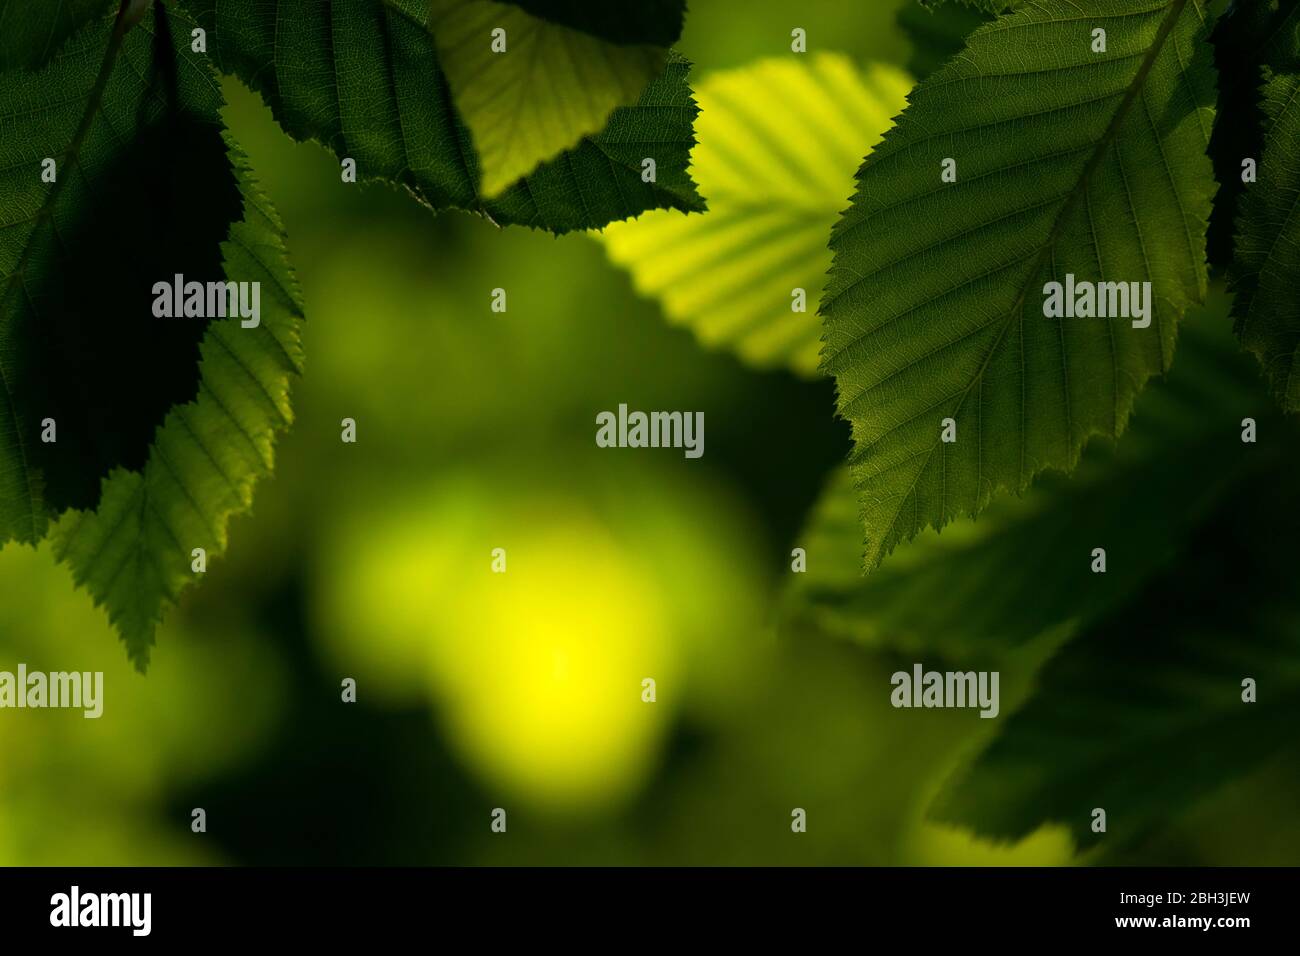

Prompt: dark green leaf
[
  {"left": 1206, "top": 0, "right": 1298, "bottom": 266},
  {"left": 918, "top": 0, "right": 1024, "bottom": 13},
  {"left": 897, "top": 2, "right": 991, "bottom": 80},
  {"left": 0, "top": 3, "right": 242, "bottom": 544},
  {"left": 181, "top": 0, "right": 703, "bottom": 232},
  {"left": 0, "top": 0, "right": 115, "bottom": 71},
  {"left": 783, "top": 294, "right": 1271, "bottom": 660},
  {"left": 931, "top": 461, "right": 1300, "bottom": 849},
  {"left": 428, "top": 0, "right": 667, "bottom": 197},
  {"left": 820, "top": 0, "right": 1218, "bottom": 570},
  {"left": 1227, "top": 1, "right": 1300, "bottom": 410},
  {"left": 1258, "top": 0, "right": 1300, "bottom": 71},
  {"left": 52, "top": 138, "right": 305, "bottom": 670}
]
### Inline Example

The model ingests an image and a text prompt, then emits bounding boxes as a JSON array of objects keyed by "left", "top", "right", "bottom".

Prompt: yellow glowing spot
[
  {"left": 905, "top": 821, "right": 1075, "bottom": 866},
  {"left": 313, "top": 471, "right": 766, "bottom": 813},
  {"left": 432, "top": 519, "right": 677, "bottom": 811}
]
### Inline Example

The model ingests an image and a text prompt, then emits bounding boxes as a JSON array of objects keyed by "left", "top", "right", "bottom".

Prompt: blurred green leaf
[
  {"left": 0, "top": 4, "right": 243, "bottom": 546},
  {"left": 51, "top": 139, "right": 305, "bottom": 670},
  {"left": 428, "top": 0, "right": 666, "bottom": 196},
  {"left": 1256, "top": 0, "right": 1300, "bottom": 71},
  {"left": 0, "top": 0, "right": 114, "bottom": 71},
  {"left": 783, "top": 295, "right": 1273, "bottom": 660},
  {"left": 820, "top": 0, "right": 1218, "bottom": 570},
  {"left": 599, "top": 54, "right": 912, "bottom": 376},
  {"left": 918, "top": 0, "right": 1024, "bottom": 12},
  {"left": 182, "top": 0, "right": 703, "bottom": 232},
  {"left": 676, "top": 0, "right": 914, "bottom": 76},
  {"left": 498, "top": 0, "right": 685, "bottom": 45},
  {"left": 931, "top": 462, "right": 1300, "bottom": 850},
  {"left": 897, "top": 1, "right": 990, "bottom": 79}
]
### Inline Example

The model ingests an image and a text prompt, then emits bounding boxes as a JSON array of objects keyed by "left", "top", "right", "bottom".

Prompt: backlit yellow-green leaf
[
  {"left": 428, "top": 0, "right": 665, "bottom": 197},
  {"left": 599, "top": 54, "right": 912, "bottom": 376}
]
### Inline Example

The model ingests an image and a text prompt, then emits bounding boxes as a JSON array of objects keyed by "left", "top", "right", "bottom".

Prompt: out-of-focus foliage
[
  {"left": 918, "top": 0, "right": 1024, "bottom": 13},
  {"left": 0, "top": 543, "right": 285, "bottom": 864},
  {"left": 676, "top": 0, "right": 914, "bottom": 74},
  {"left": 500, "top": 0, "right": 687, "bottom": 46},
  {"left": 314, "top": 466, "right": 768, "bottom": 810},
  {"left": 897, "top": 1, "right": 990, "bottom": 78},
  {"left": 934, "top": 467, "right": 1300, "bottom": 849}
]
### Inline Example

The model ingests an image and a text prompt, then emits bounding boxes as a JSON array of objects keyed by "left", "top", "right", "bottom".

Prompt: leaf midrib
[{"left": 862, "top": 0, "right": 1194, "bottom": 567}]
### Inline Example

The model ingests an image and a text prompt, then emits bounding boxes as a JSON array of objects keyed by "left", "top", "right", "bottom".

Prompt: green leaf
[
  {"left": 487, "top": 51, "right": 703, "bottom": 229},
  {"left": 498, "top": 0, "right": 686, "bottom": 46},
  {"left": 51, "top": 138, "right": 305, "bottom": 670},
  {"left": 1230, "top": 71, "right": 1300, "bottom": 411},
  {"left": 0, "top": 0, "right": 115, "bottom": 72},
  {"left": 1206, "top": 0, "right": 1298, "bottom": 267},
  {"left": 182, "top": 0, "right": 703, "bottom": 232},
  {"left": 820, "top": 0, "right": 1218, "bottom": 571},
  {"left": 0, "top": 3, "right": 245, "bottom": 545},
  {"left": 898, "top": 2, "right": 992, "bottom": 80},
  {"left": 1258, "top": 0, "right": 1300, "bottom": 72},
  {"left": 599, "top": 54, "right": 912, "bottom": 377},
  {"left": 918, "top": 0, "right": 1024, "bottom": 13},
  {"left": 782, "top": 294, "right": 1272, "bottom": 660},
  {"left": 930, "top": 462, "right": 1300, "bottom": 850},
  {"left": 428, "top": 0, "right": 666, "bottom": 197}
]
